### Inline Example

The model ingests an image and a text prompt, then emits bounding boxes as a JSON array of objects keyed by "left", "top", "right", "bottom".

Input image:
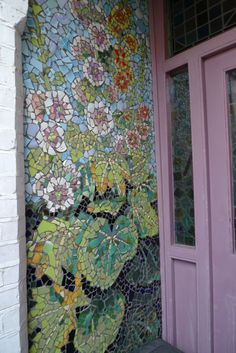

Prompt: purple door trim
[
  {"left": 205, "top": 48, "right": 236, "bottom": 353},
  {"left": 149, "top": 1, "right": 236, "bottom": 352}
]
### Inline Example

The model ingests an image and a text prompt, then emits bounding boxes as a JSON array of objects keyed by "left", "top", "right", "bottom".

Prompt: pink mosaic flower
[
  {"left": 36, "top": 121, "right": 67, "bottom": 155},
  {"left": 83, "top": 57, "right": 105, "bottom": 87},
  {"left": 86, "top": 99, "right": 114, "bottom": 136},
  {"left": 88, "top": 22, "right": 110, "bottom": 52},
  {"left": 33, "top": 161, "right": 81, "bottom": 213},
  {"left": 25, "top": 91, "right": 46, "bottom": 123},
  {"left": 71, "top": 78, "right": 88, "bottom": 105},
  {"left": 71, "top": 36, "right": 95, "bottom": 60},
  {"left": 45, "top": 91, "right": 73, "bottom": 123}
]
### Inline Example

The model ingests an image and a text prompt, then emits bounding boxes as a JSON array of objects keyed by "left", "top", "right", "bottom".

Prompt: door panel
[
  {"left": 205, "top": 47, "right": 236, "bottom": 353},
  {"left": 173, "top": 260, "right": 197, "bottom": 353}
]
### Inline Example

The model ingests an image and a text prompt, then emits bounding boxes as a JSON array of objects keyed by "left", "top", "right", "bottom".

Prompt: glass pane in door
[{"left": 169, "top": 67, "right": 195, "bottom": 246}]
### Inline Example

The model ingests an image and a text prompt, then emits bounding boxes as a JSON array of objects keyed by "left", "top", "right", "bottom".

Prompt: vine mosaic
[{"left": 23, "top": 1, "right": 161, "bottom": 352}]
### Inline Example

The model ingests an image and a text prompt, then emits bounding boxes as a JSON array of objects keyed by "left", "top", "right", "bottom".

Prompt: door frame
[{"left": 149, "top": 1, "right": 236, "bottom": 352}]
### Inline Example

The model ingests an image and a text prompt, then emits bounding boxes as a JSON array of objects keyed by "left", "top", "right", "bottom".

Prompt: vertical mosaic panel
[{"left": 23, "top": 1, "right": 161, "bottom": 352}]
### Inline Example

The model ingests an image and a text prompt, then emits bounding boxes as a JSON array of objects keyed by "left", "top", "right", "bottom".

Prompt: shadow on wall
[{"left": 23, "top": 1, "right": 161, "bottom": 352}]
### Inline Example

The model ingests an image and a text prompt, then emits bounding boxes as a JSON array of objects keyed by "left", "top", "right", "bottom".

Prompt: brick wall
[{"left": 0, "top": 1, "right": 28, "bottom": 352}]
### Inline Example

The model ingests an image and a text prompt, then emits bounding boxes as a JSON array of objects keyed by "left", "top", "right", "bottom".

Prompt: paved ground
[{"left": 133, "top": 339, "right": 184, "bottom": 353}]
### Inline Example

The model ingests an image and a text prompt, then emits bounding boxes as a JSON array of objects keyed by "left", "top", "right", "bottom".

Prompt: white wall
[{"left": 0, "top": 0, "right": 28, "bottom": 352}]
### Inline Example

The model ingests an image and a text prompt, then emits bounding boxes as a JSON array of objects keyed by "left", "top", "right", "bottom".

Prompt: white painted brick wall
[{"left": 0, "top": 0, "right": 28, "bottom": 352}]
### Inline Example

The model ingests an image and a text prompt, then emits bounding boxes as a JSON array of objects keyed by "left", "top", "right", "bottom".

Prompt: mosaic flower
[
  {"left": 113, "top": 46, "right": 130, "bottom": 69},
  {"left": 33, "top": 160, "right": 81, "bottom": 213},
  {"left": 83, "top": 57, "right": 105, "bottom": 87},
  {"left": 124, "top": 34, "right": 138, "bottom": 53},
  {"left": 136, "top": 123, "right": 149, "bottom": 141},
  {"left": 86, "top": 99, "right": 114, "bottom": 136},
  {"left": 36, "top": 121, "right": 66, "bottom": 155},
  {"left": 25, "top": 91, "right": 46, "bottom": 123},
  {"left": 26, "top": 91, "right": 73, "bottom": 124},
  {"left": 71, "top": 77, "right": 88, "bottom": 105},
  {"left": 88, "top": 22, "right": 110, "bottom": 52},
  {"left": 45, "top": 91, "right": 73, "bottom": 122},
  {"left": 71, "top": 36, "right": 95, "bottom": 60},
  {"left": 114, "top": 69, "right": 134, "bottom": 92},
  {"left": 108, "top": 6, "right": 131, "bottom": 37},
  {"left": 138, "top": 104, "right": 150, "bottom": 121},
  {"left": 127, "top": 131, "right": 140, "bottom": 149}
]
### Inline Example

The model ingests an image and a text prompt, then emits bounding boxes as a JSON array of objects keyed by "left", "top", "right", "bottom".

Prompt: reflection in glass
[
  {"left": 169, "top": 68, "right": 195, "bottom": 246},
  {"left": 228, "top": 69, "right": 236, "bottom": 248}
]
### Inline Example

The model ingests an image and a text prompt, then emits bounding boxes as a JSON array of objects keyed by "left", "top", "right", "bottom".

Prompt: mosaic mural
[{"left": 23, "top": 1, "right": 161, "bottom": 352}]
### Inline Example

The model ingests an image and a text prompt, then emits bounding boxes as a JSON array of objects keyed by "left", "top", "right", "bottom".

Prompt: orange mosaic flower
[
  {"left": 113, "top": 46, "right": 130, "bottom": 69},
  {"left": 138, "top": 104, "right": 149, "bottom": 121},
  {"left": 108, "top": 6, "right": 131, "bottom": 36},
  {"left": 114, "top": 69, "right": 134, "bottom": 92},
  {"left": 124, "top": 34, "right": 138, "bottom": 54}
]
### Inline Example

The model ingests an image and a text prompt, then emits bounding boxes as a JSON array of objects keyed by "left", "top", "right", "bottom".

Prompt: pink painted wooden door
[{"left": 205, "top": 47, "right": 236, "bottom": 353}]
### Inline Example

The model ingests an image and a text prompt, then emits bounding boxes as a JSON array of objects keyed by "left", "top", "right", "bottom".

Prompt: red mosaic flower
[
  {"left": 138, "top": 105, "right": 149, "bottom": 121},
  {"left": 113, "top": 46, "right": 130, "bottom": 69},
  {"left": 127, "top": 131, "right": 140, "bottom": 148},
  {"left": 114, "top": 69, "right": 134, "bottom": 92},
  {"left": 124, "top": 34, "right": 138, "bottom": 54}
]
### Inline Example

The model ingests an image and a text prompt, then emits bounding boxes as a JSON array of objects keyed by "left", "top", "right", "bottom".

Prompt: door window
[
  {"left": 169, "top": 67, "right": 195, "bottom": 245},
  {"left": 168, "top": 0, "right": 236, "bottom": 55}
]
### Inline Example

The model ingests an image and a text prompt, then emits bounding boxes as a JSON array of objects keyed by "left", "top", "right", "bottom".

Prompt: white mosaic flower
[
  {"left": 33, "top": 161, "right": 81, "bottom": 213},
  {"left": 86, "top": 99, "right": 114, "bottom": 136},
  {"left": 43, "top": 177, "right": 74, "bottom": 213},
  {"left": 25, "top": 91, "right": 73, "bottom": 124},
  {"left": 44, "top": 91, "right": 73, "bottom": 122},
  {"left": 88, "top": 22, "right": 110, "bottom": 52},
  {"left": 36, "top": 121, "right": 67, "bottom": 155},
  {"left": 83, "top": 57, "right": 105, "bottom": 87},
  {"left": 25, "top": 91, "right": 46, "bottom": 123},
  {"left": 71, "top": 36, "right": 95, "bottom": 60}
]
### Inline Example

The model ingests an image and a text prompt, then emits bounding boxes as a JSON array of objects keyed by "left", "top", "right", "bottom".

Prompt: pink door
[
  {"left": 205, "top": 47, "right": 236, "bottom": 353},
  {"left": 150, "top": 1, "right": 236, "bottom": 350}
]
